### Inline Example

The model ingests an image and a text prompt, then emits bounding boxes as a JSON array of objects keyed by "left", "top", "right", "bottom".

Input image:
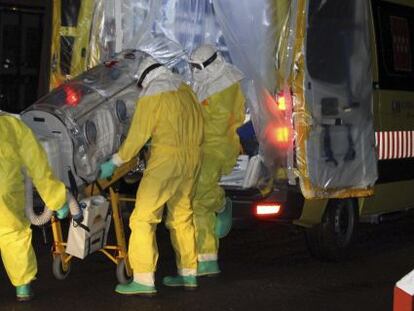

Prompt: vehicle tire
[
  {"left": 304, "top": 198, "right": 358, "bottom": 261},
  {"left": 116, "top": 259, "right": 132, "bottom": 284},
  {"left": 52, "top": 255, "right": 71, "bottom": 280}
]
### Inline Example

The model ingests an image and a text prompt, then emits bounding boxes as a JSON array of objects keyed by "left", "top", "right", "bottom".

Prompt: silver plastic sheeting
[
  {"left": 120, "top": 0, "right": 232, "bottom": 82},
  {"left": 304, "top": 0, "right": 378, "bottom": 194},
  {"left": 119, "top": 0, "right": 284, "bottom": 169},
  {"left": 122, "top": 1, "right": 225, "bottom": 55},
  {"left": 88, "top": 0, "right": 116, "bottom": 68},
  {"left": 213, "top": 0, "right": 278, "bottom": 92},
  {"left": 50, "top": 0, "right": 379, "bottom": 198},
  {"left": 277, "top": 0, "right": 378, "bottom": 198},
  {"left": 57, "top": 0, "right": 291, "bottom": 176},
  {"left": 213, "top": 0, "right": 287, "bottom": 170}
]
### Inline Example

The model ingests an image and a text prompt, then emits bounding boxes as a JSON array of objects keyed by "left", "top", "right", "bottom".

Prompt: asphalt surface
[{"left": 1, "top": 215, "right": 414, "bottom": 311}]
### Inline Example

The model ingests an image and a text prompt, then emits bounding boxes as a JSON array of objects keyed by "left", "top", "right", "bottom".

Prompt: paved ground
[{"left": 1, "top": 215, "right": 414, "bottom": 311}]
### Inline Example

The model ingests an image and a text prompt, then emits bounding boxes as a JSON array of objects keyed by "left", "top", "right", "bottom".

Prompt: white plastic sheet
[
  {"left": 55, "top": 0, "right": 333, "bottom": 186},
  {"left": 120, "top": 0, "right": 285, "bottom": 170},
  {"left": 277, "top": 0, "right": 378, "bottom": 198}
]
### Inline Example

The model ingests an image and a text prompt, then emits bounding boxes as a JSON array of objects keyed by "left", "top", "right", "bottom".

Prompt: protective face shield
[{"left": 135, "top": 55, "right": 163, "bottom": 89}]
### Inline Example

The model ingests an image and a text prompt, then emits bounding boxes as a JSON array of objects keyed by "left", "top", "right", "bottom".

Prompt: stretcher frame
[{"left": 50, "top": 159, "right": 138, "bottom": 283}]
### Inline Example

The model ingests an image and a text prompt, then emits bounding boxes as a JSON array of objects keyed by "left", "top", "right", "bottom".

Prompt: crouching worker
[
  {"left": 189, "top": 45, "right": 245, "bottom": 276},
  {"left": 99, "top": 55, "right": 203, "bottom": 295},
  {"left": 0, "top": 112, "right": 69, "bottom": 302}
]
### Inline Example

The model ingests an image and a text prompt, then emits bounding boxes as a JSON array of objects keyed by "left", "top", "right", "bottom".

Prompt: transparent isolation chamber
[{"left": 21, "top": 50, "right": 147, "bottom": 185}]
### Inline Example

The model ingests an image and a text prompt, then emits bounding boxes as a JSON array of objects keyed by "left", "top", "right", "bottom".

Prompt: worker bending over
[{"left": 100, "top": 55, "right": 203, "bottom": 295}]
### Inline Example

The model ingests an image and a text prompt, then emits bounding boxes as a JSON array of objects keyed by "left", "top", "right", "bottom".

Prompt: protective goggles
[{"left": 189, "top": 52, "right": 218, "bottom": 70}]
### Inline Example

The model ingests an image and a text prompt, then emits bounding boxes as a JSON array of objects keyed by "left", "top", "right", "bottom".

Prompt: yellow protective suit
[
  {"left": 193, "top": 82, "right": 245, "bottom": 261},
  {"left": 0, "top": 114, "right": 66, "bottom": 286},
  {"left": 113, "top": 82, "right": 203, "bottom": 275}
]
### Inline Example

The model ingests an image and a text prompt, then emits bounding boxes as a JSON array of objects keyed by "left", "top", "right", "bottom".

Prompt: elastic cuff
[
  {"left": 198, "top": 253, "right": 218, "bottom": 262},
  {"left": 112, "top": 154, "right": 124, "bottom": 167},
  {"left": 133, "top": 272, "right": 155, "bottom": 286},
  {"left": 178, "top": 268, "right": 197, "bottom": 276}
]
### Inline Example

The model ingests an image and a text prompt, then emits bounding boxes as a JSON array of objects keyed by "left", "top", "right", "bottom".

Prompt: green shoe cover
[
  {"left": 197, "top": 260, "right": 221, "bottom": 277},
  {"left": 16, "top": 284, "right": 33, "bottom": 302},
  {"left": 115, "top": 281, "right": 157, "bottom": 296},
  {"left": 162, "top": 275, "right": 197, "bottom": 289},
  {"left": 215, "top": 197, "right": 233, "bottom": 238}
]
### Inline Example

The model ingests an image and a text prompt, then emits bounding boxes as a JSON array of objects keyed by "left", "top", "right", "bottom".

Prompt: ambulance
[{"left": 225, "top": 0, "right": 414, "bottom": 261}]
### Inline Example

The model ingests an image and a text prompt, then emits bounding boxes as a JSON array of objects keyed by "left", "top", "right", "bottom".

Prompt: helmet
[
  {"left": 135, "top": 55, "right": 163, "bottom": 88},
  {"left": 189, "top": 45, "right": 219, "bottom": 71}
]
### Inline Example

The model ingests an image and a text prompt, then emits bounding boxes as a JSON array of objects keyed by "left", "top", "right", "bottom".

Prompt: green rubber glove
[
  {"left": 56, "top": 202, "right": 69, "bottom": 220},
  {"left": 99, "top": 159, "right": 116, "bottom": 179}
]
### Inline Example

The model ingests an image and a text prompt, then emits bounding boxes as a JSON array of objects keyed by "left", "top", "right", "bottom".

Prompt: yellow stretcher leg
[
  {"left": 109, "top": 188, "right": 132, "bottom": 277},
  {"left": 51, "top": 215, "right": 72, "bottom": 277}
]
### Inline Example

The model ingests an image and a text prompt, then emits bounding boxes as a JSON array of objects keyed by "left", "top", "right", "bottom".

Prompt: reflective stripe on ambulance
[{"left": 375, "top": 131, "right": 414, "bottom": 160}]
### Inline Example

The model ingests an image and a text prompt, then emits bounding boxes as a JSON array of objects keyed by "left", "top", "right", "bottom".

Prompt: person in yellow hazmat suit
[
  {"left": 0, "top": 112, "right": 69, "bottom": 302},
  {"left": 99, "top": 55, "right": 203, "bottom": 295},
  {"left": 188, "top": 45, "right": 245, "bottom": 277}
]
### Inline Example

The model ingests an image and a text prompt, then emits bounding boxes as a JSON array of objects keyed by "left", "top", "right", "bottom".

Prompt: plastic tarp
[
  {"left": 212, "top": 0, "right": 291, "bottom": 174},
  {"left": 126, "top": 0, "right": 290, "bottom": 170},
  {"left": 50, "top": 0, "right": 96, "bottom": 89},
  {"left": 52, "top": 0, "right": 378, "bottom": 198},
  {"left": 52, "top": 0, "right": 288, "bottom": 171},
  {"left": 277, "top": 0, "right": 378, "bottom": 199}
]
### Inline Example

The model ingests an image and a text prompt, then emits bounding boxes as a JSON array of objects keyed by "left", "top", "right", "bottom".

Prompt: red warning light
[
  {"left": 64, "top": 86, "right": 81, "bottom": 107},
  {"left": 266, "top": 89, "right": 291, "bottom": 117},
  {"left": 265, "top": 124, "right": 291, "bottom": 149},
  {"left": 274, "top": 126, "right": 290, "bottom": 144},
  {"left": 276, "top": 92, "right": 287, "bottom": 111}
]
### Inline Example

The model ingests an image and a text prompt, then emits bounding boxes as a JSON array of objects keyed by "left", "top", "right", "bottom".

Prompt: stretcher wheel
[
  {"left": 52, "top": 255, "right": 71, "bottom": 280},
  {"left": 116, "top": 259, "right": 132, "bottom": 284}
]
